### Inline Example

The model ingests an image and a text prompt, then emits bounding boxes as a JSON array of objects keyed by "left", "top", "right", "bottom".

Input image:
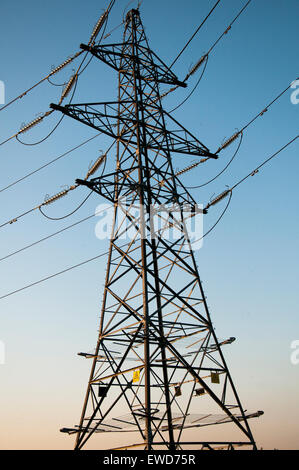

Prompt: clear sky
[{"left": 0, "top": 0, "right": 298, "bottom": 450}]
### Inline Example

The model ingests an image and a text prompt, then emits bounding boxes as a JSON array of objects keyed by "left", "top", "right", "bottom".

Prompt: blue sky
[{"left": 0, "top": 0, "right": 298, "bottom": 449}]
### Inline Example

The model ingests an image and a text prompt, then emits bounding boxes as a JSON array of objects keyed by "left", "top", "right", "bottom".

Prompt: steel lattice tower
[{"left": 51, "top": 8, "right": 262, "bottom": 450}]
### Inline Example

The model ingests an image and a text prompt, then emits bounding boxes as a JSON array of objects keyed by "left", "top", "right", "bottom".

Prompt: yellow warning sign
[
  {"left": 211, "top": 372, "right": 220, "bottom": 384},
  {"left": 133, "top": 369, "right": 140, "bottom": 383}
]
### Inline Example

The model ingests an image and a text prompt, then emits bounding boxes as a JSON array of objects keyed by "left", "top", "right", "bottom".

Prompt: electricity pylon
[{"left": 51, "top": 8, "right": 262, "bottom": 450}]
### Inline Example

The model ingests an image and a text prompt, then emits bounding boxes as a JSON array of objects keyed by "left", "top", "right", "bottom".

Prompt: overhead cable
[
  {"left": 169, "top": 0, "right": 221, "bottom": 69},
  {"left": 163, "top": 0, "right": 253, "bottom": 110},
  {"left": 215, "top": 80, "right": 298, "bottom": 154},
  {"left": 186, "top": 132, "right": 243, "bottom": 189},
  {"left": 0, "top": 185, "right": 78, "bottom": 230},
  {"left": 229, "top": 135, "right": 298, "bottom": 192},
  {"left": 205, "top": 135, "right": 298, "bottom": 211},
  {"left": 169, "top": 56, "right": 209, "bottom": 113},
  {"left": 0, "top": 206, "right": 108, "bottom": 264},
  {"left": 0, "top": 133, "right": 101, "bottom": 194},
  {"left": 5, "top": 131, "right": 297, "bottom": 300},
  {"left": 0, "top": 51, "right": 83, "bottom": 114},
  {"left": 39, "top": 190, "right": 93, "bottom": 221},
  {"left": 0, "top": 1, "right": 116, "bottom": 147},
  {"left": 0, "top": 250, "right": 112, "bottom": 301},
  {"left": 206, "top": 0, "right": 253, "bottom": 57},
  {"left": 0, "top": 138, "right": 113, "bottom": 227},
  {"left": 0, "top": 198, "right": 235, "bottom": 300}
]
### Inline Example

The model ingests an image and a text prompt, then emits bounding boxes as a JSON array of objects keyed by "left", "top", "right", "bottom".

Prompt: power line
[
  {"left": 204, "top": 135, "right": 298, "bottom": 211},
  {"left": 169, "top": 0, "right": 221, "bottom": 69},
  {"left": 103, "top": 20, "right": 124, "bottom": 40},
  {"left": 0, "top": 5, "right": 295, "bottom": 314},
  {"left": 0, "top": 2, "right": 116, "bottom": 115},
  {"left": 15, "top": 63, "right": 86, "bottom": 147},
  {"left": 0, "top": 206, "right": 108, "bottom": 264},
  {"left": 0, "top": 133, "right": 101, "bottom": 194},
  {"left": 0, "top": 51, "right": 83, "bottom": 114},
  {"left": 237, "top": 80, "right": 299, "bottom": 137},
  {"left": 200, "top": 190, "right": 233, "bottom": 239},
  {"left": 0, "top": 206, "right": 37, "bottom": 230},
  {"left": 214, "top": 79, "right": 299, "bottom": 154},
  {"left": 169, "top": 55, "right": 209, "bottom": 113},
  {"left": 0, "top": 139, "right": 114, "bottom": 228},
  {"left": 15, "top": 53, "right": 84, "bottom": 147},
  {"left": 1, "top": 135, "right": 297, "bottom": 303},
  {"left": 0, "top": 196, "right": 235, "bottom": 300},
  {"left": 180, "top": 78, "right": 293, "bottom": 189},
  {"left": 39, "top": 190, "right": 93, "bottom": 221},
  {"left": 184, "top": 79, "right": 297, "bottom": 190},
  {"left": 0, "top": 71, "right": 81, "bottom": 147},
  {"left": 16, "top": 113, "right": 65, "bottom": 147},
  {"left": 0, "top": 250, "right": 110, "bottom": 301},
  {"left": 206, "top": 0, "right": 253, "bottom": 56},
  {"left": 163, "top": 0, "right": 253, "bottom": 111},
  {"left": 187, "top": 132, "right": 243, "bottom": 189},
  {"left": 0, "top": 185, "right": 78, "bottom": 230},
  {"left": 0, "top": 1, "right": 115, "bottom": 148},
  {"left": 75, "top": 7, "right": 111, "bottom": 77},
  {"left": 229, "top": 135, "right": 299, "bottom": 192},
  {"left": 0, "top": 212, "right": 231, "bottom": 301}
]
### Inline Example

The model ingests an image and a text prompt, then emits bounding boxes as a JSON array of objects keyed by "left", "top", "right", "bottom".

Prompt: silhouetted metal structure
[{"left": 51, "top": 8, "right": 262, "bottom": 450}]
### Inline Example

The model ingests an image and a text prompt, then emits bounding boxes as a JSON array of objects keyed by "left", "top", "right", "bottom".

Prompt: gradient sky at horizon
[{"left": 0, "top": 0, "right": 298, "bottom": 450}]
